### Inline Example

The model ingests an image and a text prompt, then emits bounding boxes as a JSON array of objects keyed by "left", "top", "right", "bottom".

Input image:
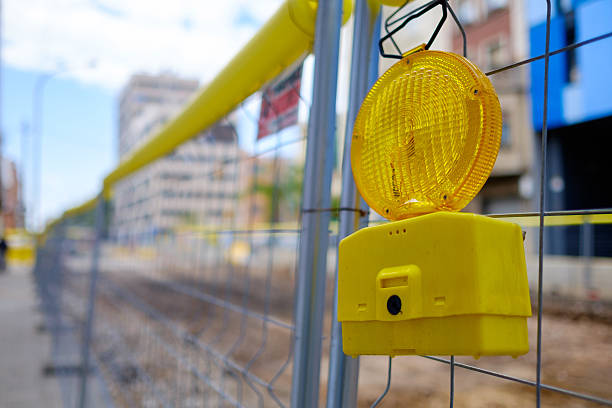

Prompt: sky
[{"left": 1, "top": 0, "right": 288, "bottom": 230}]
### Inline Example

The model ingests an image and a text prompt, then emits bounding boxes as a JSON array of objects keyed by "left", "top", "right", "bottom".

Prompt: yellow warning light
[
  {"left": 351, "top": 46, "right": 502, "bottom": 220},
  {"left": 338, "top": 45, "right": 530, "bottom": 358}
]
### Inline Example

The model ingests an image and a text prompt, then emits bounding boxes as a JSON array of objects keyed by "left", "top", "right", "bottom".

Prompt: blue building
[{"left": 528, "top": 0, "right": 612, "bottom": 256}]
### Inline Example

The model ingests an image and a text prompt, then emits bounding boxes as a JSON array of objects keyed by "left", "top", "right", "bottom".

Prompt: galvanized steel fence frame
[{"left": 32, "top": 0, "right": 612, "bottom": 407}]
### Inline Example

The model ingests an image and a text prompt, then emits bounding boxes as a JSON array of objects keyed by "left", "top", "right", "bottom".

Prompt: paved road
[{"left": 0, "top": 268, "right": 63, "bottom": 408}]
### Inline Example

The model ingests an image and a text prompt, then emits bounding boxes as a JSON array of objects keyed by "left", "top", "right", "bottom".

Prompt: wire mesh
[
  {"left": 34, "top": 63, "right": 321, "bottom": 406},
  {"left": 102, "top": 110, "right": 310, "bottom": 407},
  {"left": 358, "top": 1, "right": 612, "bottom": 407},
  {"left": 31, "top": 0, "right": 612, "bottom": 407},
  {"left": 34, "top": 219, "right": 113, "bottom": 407}
]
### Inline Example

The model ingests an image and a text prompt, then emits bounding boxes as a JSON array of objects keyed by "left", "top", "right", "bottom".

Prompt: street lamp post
[
  {"left": 30, "top": 60, "right": 96, "bottom": 231},
  {"left": 19, "top": 121, "right": 28, "bottom": 229},
  {"left": 31, "top": 71, "right": 62, "bottom": 232}
]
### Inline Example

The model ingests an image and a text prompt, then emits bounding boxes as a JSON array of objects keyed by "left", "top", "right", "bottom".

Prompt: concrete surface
[{"left": 0, "top": 268, "right": 63, "bottom": 408}]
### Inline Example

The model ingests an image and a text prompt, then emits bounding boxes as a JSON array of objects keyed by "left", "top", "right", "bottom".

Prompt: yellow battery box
[{"left": 338, "top": 211, "right": 531, "bottom": 358}]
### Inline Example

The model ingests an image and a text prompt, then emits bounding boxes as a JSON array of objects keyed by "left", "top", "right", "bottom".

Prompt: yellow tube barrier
[
  {"left": 63, "top": 196, "right": 98, "bottom": 219},
  {"left": 102, "top": 0, "right": 352, "bottom": 197},
  {"left": 501, "top": 213, "right": 612, "bottom": 228},
  {"left": 37, "top": 196, "right": 98, "bottom": 243}
]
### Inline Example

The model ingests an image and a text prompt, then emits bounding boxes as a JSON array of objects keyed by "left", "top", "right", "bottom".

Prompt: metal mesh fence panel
[
  {"left": 31, "top": 0, "right": 612, "bottom": 407},
  {"left": 34, "top": 73, "right": 323, "bottom": 406},
  {"left": 348, "top": 1, "right": 612, "bottom": 407},
  {"left": 97, "top": 114, "right": 308, "bottom": 407},
  {"left": 34, "top": 219, "right": 114, "bottom": 407}
]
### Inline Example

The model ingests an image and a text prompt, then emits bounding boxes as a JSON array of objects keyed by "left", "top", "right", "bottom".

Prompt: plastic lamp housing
[{"left": 351, "top": 47, "right": 502, "bottom": 220}]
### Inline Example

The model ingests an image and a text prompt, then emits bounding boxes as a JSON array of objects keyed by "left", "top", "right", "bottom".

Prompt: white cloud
[{"left": 4, "top": 0, "right": 284, "bottom": 90}]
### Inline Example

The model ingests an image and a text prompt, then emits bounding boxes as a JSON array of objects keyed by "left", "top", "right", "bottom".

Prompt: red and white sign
[{"left": 257, "top": 65, "right": 302, "bottom": 140}]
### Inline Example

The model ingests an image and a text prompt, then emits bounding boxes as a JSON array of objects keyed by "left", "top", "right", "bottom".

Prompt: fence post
[
  {"left": 78, "top": 194, "right": 105, "bottom": 408},
  {"left": 326, "top": 1, "right": 380, "bottom": 407},
  {"left": 581, "top": 216, "right": 594, "bottom": 297},
  {"left": 45, "top": 222, "right": 67, "bottom": 362},
  {"left": 291, "top": 0, "right": 344, "bottom": 406}
]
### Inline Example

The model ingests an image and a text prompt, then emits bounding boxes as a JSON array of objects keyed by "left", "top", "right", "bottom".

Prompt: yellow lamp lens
[{"left": 351, "top": 48, "right": 502, "bottom": 220}]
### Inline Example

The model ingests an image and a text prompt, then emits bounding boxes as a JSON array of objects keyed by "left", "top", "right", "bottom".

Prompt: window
[
  {"left": 207, "top": 209, "right": 223, "bottom": 217},
  {"left": 457, "top": 0, "right": 479, "bottom": 25},
  {"left": 159, "top": 172, "right": 192, "bottom": 181},
  {"left": 564, "top": 11, "right": 578, "bottom": 83},
  {"left": 486, "top": 0, "right": 508, "bottom": 13},
  {"left": 501, "top": 112, "right": 511, "bottom": 148},
  {"left": 483, "top": 37, "right": 508, "bottom": 71}
]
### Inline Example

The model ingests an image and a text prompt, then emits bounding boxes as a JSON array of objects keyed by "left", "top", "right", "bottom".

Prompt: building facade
[
  {"left": 451, "top": 0, "right": 533, "bottom": 215},
  {"left": 112, "top": 74, "right": 239, "bottom": 243},
  {"left": 528, "top": 0, "right": 612, "bottom": 256},
  {"left": 1, "top": 158, "right": 24, "bottom": 230}
]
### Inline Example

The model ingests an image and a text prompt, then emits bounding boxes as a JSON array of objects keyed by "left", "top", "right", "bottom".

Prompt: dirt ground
[
  {"left": 64, "top": 258, "right": 612, "bottom": 408},
  {"left": 352, "top": 313, "right": 612, "bottom": 407}
]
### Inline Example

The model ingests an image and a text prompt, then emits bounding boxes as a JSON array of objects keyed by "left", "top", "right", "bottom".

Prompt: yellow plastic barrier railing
[
  {"left": 102, "top": 0, "right": 352, "bottom": 198},
  {"left": 63, "top": 197, "right": 98, "bottom": 219},
  {"left": 500, "top": 213, "right": 612, "bottom": 228}
]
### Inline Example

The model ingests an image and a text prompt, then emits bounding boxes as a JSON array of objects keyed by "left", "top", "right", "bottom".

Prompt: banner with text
[{"left": 257, "top": 64, "right": 302, "bottom": 140}]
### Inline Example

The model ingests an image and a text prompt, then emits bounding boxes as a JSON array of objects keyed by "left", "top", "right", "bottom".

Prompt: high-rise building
[{"left": 112, "top": 73, "right": 240, "bottom": 243}]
